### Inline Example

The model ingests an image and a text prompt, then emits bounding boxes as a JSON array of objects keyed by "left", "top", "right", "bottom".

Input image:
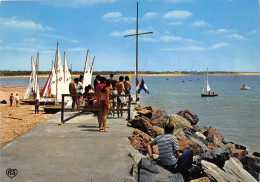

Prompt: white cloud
[
  {"left": 190, "top": 20, "right": 209, "bottom": 27},
  {"left": 210, "top": 42, "right": 230, "bottom": 50},
  {"left": 39, "top": 0, "right": 118, "bottom": 7},
  {"left": 160, "top": 35, "right": 181, "bottom": 42},
  {"left": 248, "top": 30, "right": 259, "bottom": 34},
  {"left": 42, "top": 34, "right": 79, "bottom": 43},
  {"left": 103, "top": 12, "right": 135, "bottom": 22},
  {"left": 160, "top": 35, "right": 201, "bottom": 44},
  {"left": 0, "top": 46, "right": 37, "bottom": 52},
  {"left": 161, "top": 46, "right": 205, "bottom": 51},
  {"left": 207, "top": 28, "right": 235, "bottom": 34},
  {"left": 0, "top": 17, "right": 53, "bottom": 31},
  {"left": 143, "top": 12, "right": 159, "bottom": 19},
  {"left": 163, "top": 10, "right": 192, "bottom": 19},
  {"left": 169, "top": 21, "right": 183, "bottom": 26},
  {"left": 103, "top": 12, "right": 122, "bottom": 19},
  {"left": 226, "top": 34, "right": 245, "bottom": 40},
  {"left": 67, "top": 47, "right": 87, "bottom": 52}
]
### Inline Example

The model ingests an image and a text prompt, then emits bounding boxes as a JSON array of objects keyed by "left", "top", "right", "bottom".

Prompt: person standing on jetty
[
  {"left": 123, "top": 76, "right": 131, "bottom": 94},
  {"left": 34, "top": 99, "right": 40, "bottom": 114},
  {"left": 96, "top": 77, "right": 106, "bottom": 129},
  {"left": 98, "top": 80, "right": 111, "bottom": 132},
  {"left": 94, "top": 75, "right": 101, "bottom": 92},
  {"left": 15, "top": 94, "right": 19, "bottom": 107},
  {"left": 9, "top": 93, "right": 14, "bottom": 106},
  {"left": 69, "top": 78, "right": 78, "bottom": 110},
  {"left": 108, "top": 74, "right": 119, "bottom": 95},
  {"left": 116, "top": 76, "right": 125, "bottom": 118},
  {"left": 146, "top": 122, "right": 193, "bottom": 179}
]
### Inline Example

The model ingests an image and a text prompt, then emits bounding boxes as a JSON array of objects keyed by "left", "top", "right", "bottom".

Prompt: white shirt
[
  {"left": 77, "top": 82, "right": 83, "bottom": 94},
  {"left": 15, "top": 96, "right": 19, "bottom": 101}
]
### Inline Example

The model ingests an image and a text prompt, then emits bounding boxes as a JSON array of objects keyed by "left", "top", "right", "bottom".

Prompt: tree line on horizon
[{"left": 0, "top": 70, "right": 241, "bottom": 76}]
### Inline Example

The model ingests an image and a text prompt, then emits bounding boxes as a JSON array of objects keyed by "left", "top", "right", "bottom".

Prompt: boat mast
[{"left": 125, "top": 1, "right": 153, "bottom": 101}]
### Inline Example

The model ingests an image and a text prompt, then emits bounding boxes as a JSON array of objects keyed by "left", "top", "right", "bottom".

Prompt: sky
[{"left": 0, "top": 0, "right": 259, "bottom": 72}]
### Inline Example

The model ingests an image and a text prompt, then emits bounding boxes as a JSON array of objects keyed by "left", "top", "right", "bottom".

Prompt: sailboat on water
[{"left": 201, "top": 68, "right": 218, "bottom": 97}]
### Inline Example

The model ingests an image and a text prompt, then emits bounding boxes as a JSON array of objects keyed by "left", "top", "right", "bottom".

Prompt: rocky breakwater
[{"left": 124, "top": 106, "right": 259, "bottom": 182}]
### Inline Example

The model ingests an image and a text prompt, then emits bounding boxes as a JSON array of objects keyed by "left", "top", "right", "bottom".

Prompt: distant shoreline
[{"left": 1, "top": 72, "right": 260, "bottom": 78}]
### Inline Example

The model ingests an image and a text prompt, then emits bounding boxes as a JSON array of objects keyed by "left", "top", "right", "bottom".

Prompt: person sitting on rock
[{"left": 146, "top": 122, "right": 193, "bottom": 177}]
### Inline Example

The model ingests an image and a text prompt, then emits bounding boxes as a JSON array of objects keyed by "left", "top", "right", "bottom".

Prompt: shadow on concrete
[{"left": 78, "top": 125, "right": 99, "bottom": 128}]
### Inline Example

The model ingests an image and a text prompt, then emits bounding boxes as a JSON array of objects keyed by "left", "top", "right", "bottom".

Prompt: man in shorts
[{"left": 146, "top": 122, "right": 193, "bottom": 178}]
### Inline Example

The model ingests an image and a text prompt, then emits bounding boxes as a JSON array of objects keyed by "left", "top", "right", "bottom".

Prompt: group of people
[
  {"left": 9, "top": 93, "right": 19, "bottom": 107},
  {"left": 68, "top": 73, "right": 132, "bottom": 132}
]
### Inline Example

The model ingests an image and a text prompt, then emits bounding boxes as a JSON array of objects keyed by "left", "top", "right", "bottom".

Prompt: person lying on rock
[{"left": 146, "top": 122, "right": 193, "bottom": 176}]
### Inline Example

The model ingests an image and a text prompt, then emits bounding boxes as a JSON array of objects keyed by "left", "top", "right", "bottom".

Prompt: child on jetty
[
  {"left": 98, "top": 80, "right": 111, "bottom": 132},
  {"left": 146, "top": 122, "right": 193, "bottom": 180},
  {"left": 34, "top": 99, "right": 40, "bottom": 114},
  {"left": 15, "top": 94, "right": 19, "bottom": 107},
  {"left": 9, "top": 93, "right": 14, "bottom": 106}
]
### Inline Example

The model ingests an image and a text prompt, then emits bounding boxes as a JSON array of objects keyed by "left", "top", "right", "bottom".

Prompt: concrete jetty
[{"left": 1, "top": 112, "right": 135, "bottom": 182}]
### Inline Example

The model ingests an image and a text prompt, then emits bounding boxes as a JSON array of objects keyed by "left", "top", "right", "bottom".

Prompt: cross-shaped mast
[{"left": 124, "top": 1, "right": 153, "bottom": 102}]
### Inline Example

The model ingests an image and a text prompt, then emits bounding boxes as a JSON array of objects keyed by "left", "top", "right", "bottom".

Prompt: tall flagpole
[
  {"left": 136, "top": 1, "right": 139, "bottom": 102},
  {"left": 125, "top": 1, "right": 153, "bottom": 102}
]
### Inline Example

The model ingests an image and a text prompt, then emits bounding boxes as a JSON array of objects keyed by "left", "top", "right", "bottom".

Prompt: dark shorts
[{"left": 125, "top": 89, "right": 131, "bottom": 94}]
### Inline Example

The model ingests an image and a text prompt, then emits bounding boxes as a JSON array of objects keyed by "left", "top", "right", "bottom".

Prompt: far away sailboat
[{"left": 201, "top": 68, "right": 218, "bottom": 97}]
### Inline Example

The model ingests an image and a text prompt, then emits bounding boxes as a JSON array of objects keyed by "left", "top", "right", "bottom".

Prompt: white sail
[
  {"left": 56, "top": 42, "right": 64, "bottom": 102},
  {"left": 63, "top": 52, "right": 71, "bottom": 94},
  {"left": 50, "top": 60, "right": 56, "bottom": 96},
  {"left": 83, "top": 50, "right": 95, "bottom": 89},
  {"left": 34, "top": 51, "right": 39, "bottom": 92},
  {"left": 82, "top": 50, "right": 90, "bottom": 89},
  {"left": 24, "top": 56, "right": 36, "bottom": 99},
  {"left": 202, "top": 67, "right": 211, "bottom": 93}
]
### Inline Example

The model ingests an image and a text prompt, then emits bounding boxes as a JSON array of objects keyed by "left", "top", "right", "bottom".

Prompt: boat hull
[
  {"left": 201, "top": 94, "right": 218, "bottom": 97},
  {"left": 44, "top": 106, "right": 61, "bottom": 113}
]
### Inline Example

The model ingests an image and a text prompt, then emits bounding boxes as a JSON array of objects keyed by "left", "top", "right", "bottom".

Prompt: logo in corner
[{"left": 6, "top": 168, "right": 18, "bottom": 178}]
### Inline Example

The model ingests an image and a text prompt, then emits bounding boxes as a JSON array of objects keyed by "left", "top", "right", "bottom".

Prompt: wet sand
[{"left": 0, "top": 86, "right": 53, "bottom": 147}]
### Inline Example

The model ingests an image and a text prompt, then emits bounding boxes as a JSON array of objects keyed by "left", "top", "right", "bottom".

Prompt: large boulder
[
  {"left": 189, "top": 177, "right": 211, "bottom": 182},
  {"left": 138, "top": 158, "right": 184, "bottom": 182},
  {"left": 129, "top": 129, "right": 158, "bottom": 155},
  {"left": 201, "top": 145, "right": 231, "bottom": 168},
  {"left": 177, "top": 137, "right": 202, "bottom": 155},
  {"left": 240, "top": 155, "right": 260, "bottom": 181},
  {"left": 128, "top": 117, "right": 163, "bottom": 138},
  {"left": 135, "top": 106, "right": 156, "bottom": 119},
  {"left": 177, "top": 110, "right": 199, "bottom": 125},
  {"left": 203, "top": 127, "right": 224, "bottom": 147},
  {"left": 201, "top": 160, "right": 237, "bottom": 181},
  {"left": 169, "top": 115, "right": 193, "bottom": 130},
  {"left": 231, "top": 149, "right": 248, "bottom": 160},
  {"left": 223, "top": 157, "right": 257, "bottom": 182},
  {"left": 150, "top": 109, "right": 168, "bottom": 128}
]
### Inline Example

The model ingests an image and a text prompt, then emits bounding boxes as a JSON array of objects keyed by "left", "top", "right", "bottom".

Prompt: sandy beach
[
  {"left": 1, "top": 72, "right": 260, "bottom": 78},
  {"left": 0, "top": 86, "right": 53, "bottom": 147}
]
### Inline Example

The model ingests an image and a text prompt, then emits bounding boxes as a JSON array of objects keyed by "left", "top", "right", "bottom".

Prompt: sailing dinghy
[{"left": 201, "top": 68, "right": 218, "bottom": 97}]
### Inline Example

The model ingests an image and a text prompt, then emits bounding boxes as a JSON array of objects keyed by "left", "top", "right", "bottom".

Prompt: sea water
[{"left": 1, "top": 75, "right": 260, "bottom": 152}]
